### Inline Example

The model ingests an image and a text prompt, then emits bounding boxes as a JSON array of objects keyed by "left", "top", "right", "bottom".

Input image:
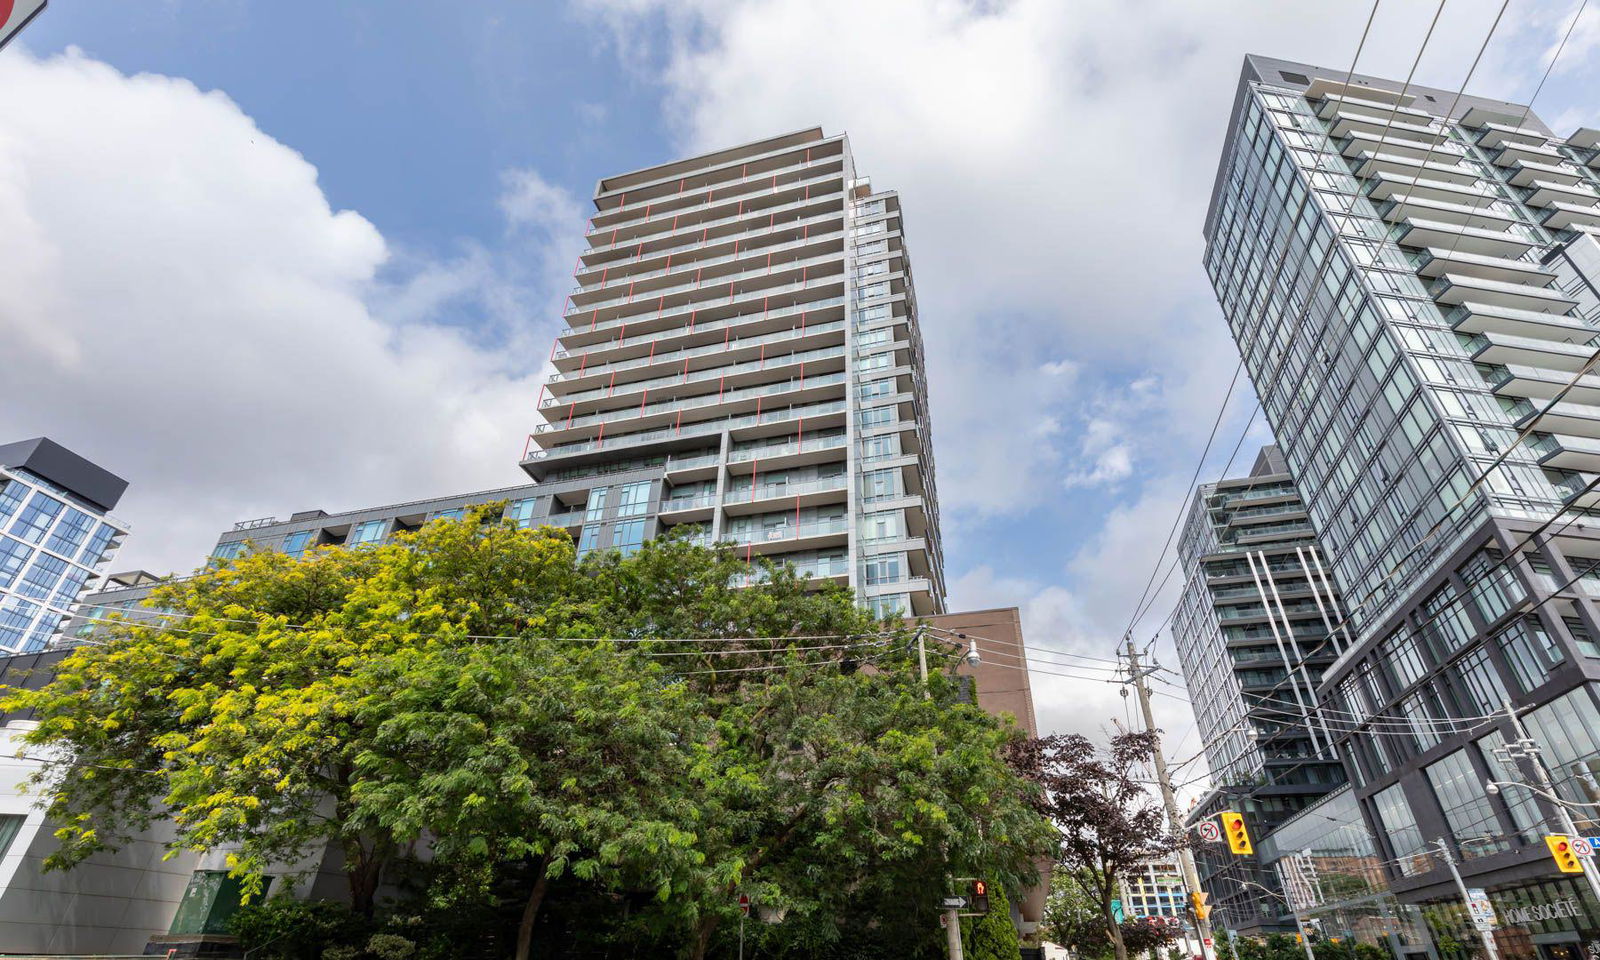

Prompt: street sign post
[
  {"left": 941, "top": 896, "right": 969, "bottom": 910},
  {"left": 738, "top": 894, "right": 750, "bottom": 960},
  {"left": 0, "top": 0, "right": 47, "bottom": 52},
  {"left": 1466, "top": 888, "right": 1498, "bottom": 932},
  {"left": 1198, "top": 821, "right": 1222, "bottom": 843}
]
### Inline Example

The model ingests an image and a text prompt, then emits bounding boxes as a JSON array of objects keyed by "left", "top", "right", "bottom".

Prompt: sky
[{"left": 4, "top": 0, "right": 1600, "bottom": 795}]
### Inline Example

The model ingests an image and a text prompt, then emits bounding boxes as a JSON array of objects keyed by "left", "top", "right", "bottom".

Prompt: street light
[{"left": 1483, "top": 778, "right": 1600, "bottom": 811}]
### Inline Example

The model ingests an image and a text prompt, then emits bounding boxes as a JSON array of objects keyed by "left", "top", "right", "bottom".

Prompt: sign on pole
[
  {"left": 1198, "top": 821, "right": 1222, "bottom": 843},
  {"left": 1575, "top": 838, "right": 1595, "bottom": 859},
  {"left": 941, "top": 896, "right": 969, "bottom": 910},
  {"left": 1466, "top": 888, "right": 1498, "bottom": 932},
  {"left": 738, "top": 893, "right": 751, "bottom": 917},
  {"left": 0, "top": 0, "right": 47, "bottom": 52}
]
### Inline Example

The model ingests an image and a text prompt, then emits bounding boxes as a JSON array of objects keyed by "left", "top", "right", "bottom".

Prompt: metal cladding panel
[{"left": 0, "top": 437, "right": 129, "bottom": 512}]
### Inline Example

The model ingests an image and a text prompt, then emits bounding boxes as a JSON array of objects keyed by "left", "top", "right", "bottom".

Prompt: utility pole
[
  {"left": 1126, "top": 637, "right": 1218, "bottom": 960},
  {"left": 1435, "top": 838, "right": 1499, "bottom": 960},
  {"left": 918, "top": 625, "right": 962, "bottom": 959},
  {"left": 1501, "top": 701, "right": 1600, "bottom": 905}
]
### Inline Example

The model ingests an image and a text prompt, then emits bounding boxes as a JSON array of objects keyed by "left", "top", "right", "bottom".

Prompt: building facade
[
  {"left": 1205, "top": 55, "right": 1600, "bottom": 959},
  {"left": 0, "top": 438, "right": 128, "bottom": 654},
  {"left": 1173, "top": 445, "right": 1348, "bottom": 934},
  {"left": 525, "top": 127, "right": 945, "bottom": 617}
]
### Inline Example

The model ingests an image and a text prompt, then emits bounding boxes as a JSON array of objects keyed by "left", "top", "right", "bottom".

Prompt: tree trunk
[
  {"left": 689, "top": 914, "right": 719, "bottom": 960},
  {"left": 1105, "top": 900, "right": 1129, "bottom": 960},
  {"left": 514, "top": 859, "right": 554, "bottom": 960},
  {"left": 347, "top": 842, "right": 386, "bottom": 919}
]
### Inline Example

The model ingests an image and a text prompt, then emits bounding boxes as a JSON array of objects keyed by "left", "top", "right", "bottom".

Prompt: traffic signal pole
[{"left": 1126, "top": 638, "right": 1218, "bottom": 960}]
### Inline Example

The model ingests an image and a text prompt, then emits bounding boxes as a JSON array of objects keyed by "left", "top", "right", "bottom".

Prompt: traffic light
[
  {"left": 1546, "top": 834, "right": 1584, "bottom": 873},
  {"left": 969, "top": 879, "right": 991, "bottom": 915},
  {"left": 1221, "top": 810, "right": 1253, "bottom": 855},
  {"left": 1191, "top": 891, "right": 1212, "bottom": 921}
]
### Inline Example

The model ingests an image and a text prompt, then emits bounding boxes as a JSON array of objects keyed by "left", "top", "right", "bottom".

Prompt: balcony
[
  {"left": 578, "top": 209, "right": 845, "bottom": 279},
  {"left": 570, "top": 249, "right": 844, "bottom": 315},
  {"left": 558, "top": 294, "right": 846, "bottom": 353},
  {"left": 549, "top": 318, "right": 845, "bottom": 387},
  {"left": 584, "top": 170, "right": 845, "bottom": 244},
  {"left": 1543, "top": 202, "right": 1600, "bottom": 231},
  {"left": 561, "top": 275, "right": 846, "bottom": 344},
  {"left": 724, "top": 517, "right": 849, "bottom": 552},
  {"left": 1493, "top": 141, "right": 1570, "bottom": 167},
  {"left": 1570, "top": 129, "right": 1600, "bottom": 151},
  {"left": 1380, "top": 195, "right": 1521, "bottom": 231},
  {"left": 588, "top": 155, "right": 843, "bottom": 232},
  {"left": 1489, "top": 364, "right": 1600, "bottom": 406},
  {"left": 1428, "top": 274, "right": 1576, "bottom": 314},
  {"left": 1340, "top": 131, "right": 1464, "bottom": 162},
  {"left": 723, "top": 476, "right": 848, "bottom": 513},
  {"left": 582, "top": 191, "right": 844, "bottom": 258},
  {"left": 544, "top": 343, "right": 848, "bottom": 409},
  {"left": 1507, "top": 160, "right": 1584, "bottom": 187},
  {"left": 570, "top": 229, "right": 846, "bottom": 299},
  {"left": 1326, "top": 112, "right": 1447, "bottom": 146},
  {"left": 530, "top": 398, "right": 849, "bottom": 463},
  {"left": 1366, "top": 171, "right": 1500, "bottom": 208},
  {"left": 1315, "top": 92, "right": 1433, "bottom": 123},
  {"left": 1513, "top": 399, "right": 1600, "bottom": 440},
  {"left": 1392, "top": 218, "right": 1534, "bottom": 258},
  {"left": 1478, "top": 122, "right": 1555, "bottom": 150},
  {"left": 1530, "top": 433, "right": 1600, "bottom": 473},
  {"left": 1447, "top": 301, "right": 1599, "bottom": 340},
  {"left": 1548, "top": 469, "right": 1600, "bottom": 508},
  {"left": 1470, "top": 332, "right": 1594, "bottom": 372},
  {"left": 727, "top": 433, "right": 848, "bottom": 466},
  {"left": 1413, "top": 248, "right": 1557, "bottom": 286},
  {"left": 1524, "top": 180, "right": 1600, "bottom": 210},
  {"left": 1352, "top": 151, "right": 1479, "bottom": 185}
]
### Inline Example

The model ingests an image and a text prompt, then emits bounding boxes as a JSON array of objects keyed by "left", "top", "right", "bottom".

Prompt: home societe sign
[{"left": 1497, "top": 898, "right": 1583, "bottom": 925}]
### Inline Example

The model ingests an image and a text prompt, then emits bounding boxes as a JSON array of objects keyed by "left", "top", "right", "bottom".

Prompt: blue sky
[{"left": 4, "top": 0, "right": 1600, "bottom": 754}]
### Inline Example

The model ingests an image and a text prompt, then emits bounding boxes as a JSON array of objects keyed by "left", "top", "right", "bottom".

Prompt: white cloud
[{"left": 0, "top": 48, "right": 578, "bottom": 574}]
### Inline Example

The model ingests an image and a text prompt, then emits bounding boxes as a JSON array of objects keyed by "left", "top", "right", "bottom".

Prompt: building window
[
  {"left": 281, "top": 530, "right": 314, "bottom": 560},
  {"left": 44, "top": 507, "right": 95, "bottom": 558},
  {"left": 860, "top": 469, "right": 899, "bottom": 501},
  {"left": 1495, "top": 617, "right": 1564, "bottom": 694},
  {"left": 1564, "top": 616, "right": 1600, "bottom": 659},
  {"left": 1476, "top": 729, "right": 1545, "bottom": 842},
  {"left": 0, "top": 481, "right": 26, "bottom": 526},
  {"left": 0, "top": 595, "right": 42, "bottom": 650},
  {"left": 1419, "top": 584, "right": 1474, "bottom": 657},
  {"left": 614, "top": 520, "right": 646, "bottom": 557},
  {"left": 430, "top": 508, "right": 465, "bottom": 522},
  {"left": 0, "top": 535, "right": 31, "bottom": 590},
  {"left": 1449, "top": 647, "right": 1508, "bottom": 716},
  {"left": 1458, "top": 547, "right": 1521, "bottom": 626},
  {"left": 865, "top": 594, "right": 909, "bottom": 618},
  {"left": 860, "top": 511, "right": 902, "bottom": 542},
  {"left": 78, "top": 523, "right": 118, "bottom": 566},
  {"left": 616, "top": 482, "right": 651, "bottom": 518},
  {"left": 861, "top": 554, "right": 903, "bottom": 586},
  {"left": 1371, "top": 783, "right": 1429, "bottom": 876},
  {"left": 211, "top": 540, "right": 250, "bottom": 562},
  {"left": 0, "top": 814, "right": 23, "bottom": 860},
  {"left": 1521, "top": 687, "right": 1600, "bottom": 833},
  {"left": 506, "top": 498, "right": 538, "bottom": 527},
  {"left": 859, "top": 436, "right": 899, "bottom": 460},
  {"left": 8, "top": 492, "right": 63, "bottom": 545},
  {"left": 348, "top": 521, "right": 388, "bottom": 547},
  {"left": 585, "top": 487, "right": 610, "bottom": 521},
  {"left": 577, "top": 524, "right": 602, "bottom": 558},
  {"left": 1427, "top": 748, "right": 1509, "bottom": 860}
]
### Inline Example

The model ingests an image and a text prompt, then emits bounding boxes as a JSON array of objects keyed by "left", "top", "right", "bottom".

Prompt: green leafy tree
[
  {"left": 962, "top": 882, "right": 1020, "bottom": 960},
  {"left": 3, "top": 513, "right": 1051, "bottom": 958}
]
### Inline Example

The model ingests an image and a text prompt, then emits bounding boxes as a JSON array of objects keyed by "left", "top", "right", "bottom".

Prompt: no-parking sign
[{"left": 0, "top": 0, "right": 47, "bottom": 52}]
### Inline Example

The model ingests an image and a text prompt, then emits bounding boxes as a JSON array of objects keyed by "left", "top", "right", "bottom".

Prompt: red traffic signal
[{"left": 969, "top": 879, "right": 991, "bottom": 915}]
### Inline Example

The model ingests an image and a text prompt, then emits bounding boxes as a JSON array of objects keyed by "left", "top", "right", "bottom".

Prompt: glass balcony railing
[
  {"left": 659, "top": 493, "right": 718, "bottom": 512},
  {"left": 583, "top": 190, "right": 845, "bottom": 256},
  {"left": 531, "top": 400, "right": 850, "bottom": 460},
  {"left": 578, "top": 210, "right": 844, "bottom": 281},
  {"left": 558, "top": 295, "right": 846, "bottom": 351},
  {"left": 589, "top": 155, "right": 843, "bottom": 232},
  {"left": 561, "top": 278, "right": 845, "bottom": 339},
  {"left": 571, "top": 228, "right": 847, "bottom": 296},
  {"left": 550, "top": 319, "right": 845, "bottom": 384},
  {"left": 571, "top": 250, "right": 845, "bottom": 315},
  {"left": 585, "top": 169, "right": 845, "bottom": 241},
  {"left": 723, "top": 476, "right": 848, "bottom": 504},
  {"left": 728, "top": 434, "right": 848, "bottom": 464},
  {"left": 541, "top": 372, "right": 848, "bottom": 434},
  {"left": 724, "top": 517, "right": 849, "bottom": 546},
  {"left": 547, "top": 344, "right": 847, "bottom": 407}
]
